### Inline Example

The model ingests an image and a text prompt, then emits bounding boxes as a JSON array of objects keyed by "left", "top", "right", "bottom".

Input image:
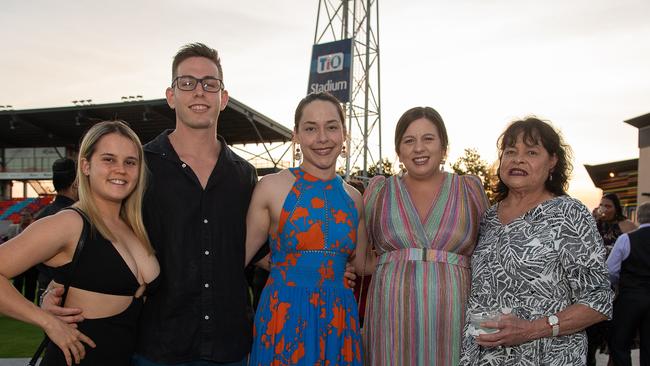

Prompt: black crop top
[{"left": 45, "top": 208, "right": 159, "bottom": 296}]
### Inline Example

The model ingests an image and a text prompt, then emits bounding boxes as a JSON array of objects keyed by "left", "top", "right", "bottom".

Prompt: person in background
[
  {"left": 363, "top": 106, "right": 489, "bottom": 366},
  {"left": 588, "top": 192, "right": 637, "bottom": 366},
  {"left": 37, "top": 158, "right": 78, "bottom": 218},
  {"left": 35, "top": 158, "right": 78, "bottom": 303},
  {"left": 459, "top": 117, "right": 613, "bottom": 365},
  {"left": 607, "top": 201, "right": 650, "bottom": 366},
  {"left": 595, "top": 193, "right": 637, "bottom": 254}
]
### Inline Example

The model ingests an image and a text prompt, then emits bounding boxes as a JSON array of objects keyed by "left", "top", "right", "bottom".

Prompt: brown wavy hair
[{"left": 494, "top": 117, "right": 572, "bottom": 202}]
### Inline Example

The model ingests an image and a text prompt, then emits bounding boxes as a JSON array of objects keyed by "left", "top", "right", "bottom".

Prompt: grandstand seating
[{"left": 0, "top": 197, "right": 54, "bottom": 223}]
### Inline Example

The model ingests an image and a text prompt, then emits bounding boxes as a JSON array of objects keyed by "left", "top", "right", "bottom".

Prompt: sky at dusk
[{"left": 2, "top": 0, "right": 649, "bottom": 209}]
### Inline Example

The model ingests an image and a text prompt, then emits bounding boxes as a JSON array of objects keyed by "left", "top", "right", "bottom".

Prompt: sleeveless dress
[
  {"left": 41, "top": 208, "right": 159, "bottom": 366},
  {"left": 363, "top": 173, "right": 488, "bottom": 366},
  {"left": 249, "top": 167, "right": 363, "bottom": 366}
]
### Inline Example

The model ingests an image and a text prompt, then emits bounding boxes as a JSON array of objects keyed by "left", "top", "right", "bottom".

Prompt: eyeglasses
[{"left": 172, "top": 75, "right": 224, "bottom": 93}]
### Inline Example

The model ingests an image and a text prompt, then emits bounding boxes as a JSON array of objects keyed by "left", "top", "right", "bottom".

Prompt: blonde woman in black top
[{"left": 0, "top": 121, "right": 159, "bottom": 366}]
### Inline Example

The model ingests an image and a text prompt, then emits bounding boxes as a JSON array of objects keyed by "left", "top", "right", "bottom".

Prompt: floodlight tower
[{"left": 313, "top": 0, "right": 382, "bottom": 179}]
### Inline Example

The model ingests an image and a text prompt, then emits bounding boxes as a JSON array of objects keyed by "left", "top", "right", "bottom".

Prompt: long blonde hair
[{"left": 76, "top": 120, "right": 153, "bottom": 254}]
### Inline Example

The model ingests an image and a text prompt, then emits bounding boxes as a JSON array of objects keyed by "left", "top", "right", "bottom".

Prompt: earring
[
  {"left": 440, "top": 159, "right": 446, "bottom": 172},
  {"left": 340, "top": 145, "right": 347, "bottom": 158},
  {"left": 294, "top": 145, "right": 302, "bottom": 161},
  {"left": 548, "top": 172, "right": 553, "bottom": 182},
  {"left": 398, "top": 163, "right": 405, "bottom": 177}
]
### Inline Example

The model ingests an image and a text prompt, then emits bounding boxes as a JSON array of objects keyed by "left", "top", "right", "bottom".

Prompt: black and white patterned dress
[{"left": 459, "top": 196, "right": 614, "bottom": 365}]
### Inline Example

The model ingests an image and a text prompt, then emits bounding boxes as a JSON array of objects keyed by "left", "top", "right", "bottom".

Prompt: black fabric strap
[{"left": 28, "top": 207, "right": 90, "bottom": 366}]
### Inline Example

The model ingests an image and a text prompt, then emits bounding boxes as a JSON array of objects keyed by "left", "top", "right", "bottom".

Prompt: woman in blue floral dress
[{"left": 245, "top": 92, "right": 373, "bottom": 366}]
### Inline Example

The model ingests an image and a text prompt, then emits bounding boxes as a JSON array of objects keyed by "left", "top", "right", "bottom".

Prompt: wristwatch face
[{"left": 548, "top": 315, "right": 559, "bottom": 326}]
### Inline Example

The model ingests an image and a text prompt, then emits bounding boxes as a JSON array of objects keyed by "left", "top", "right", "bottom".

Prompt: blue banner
[{"left": 307, "top": 39, "right": 353, "bottom": 103}]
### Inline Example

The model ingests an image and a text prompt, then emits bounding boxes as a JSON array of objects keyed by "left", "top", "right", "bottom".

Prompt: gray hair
[{"left": 637, "top": 202, "right": 650, "bottom": 224}]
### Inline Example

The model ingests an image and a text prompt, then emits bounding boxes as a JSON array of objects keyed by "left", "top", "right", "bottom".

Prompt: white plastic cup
[{"left": 469, "top": 310, "right": 501, "bottom": 334}]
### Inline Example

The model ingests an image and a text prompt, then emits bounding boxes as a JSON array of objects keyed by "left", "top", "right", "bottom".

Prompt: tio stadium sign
[{"left": 307, "top": 39, "right": 353, "bottom": 103}]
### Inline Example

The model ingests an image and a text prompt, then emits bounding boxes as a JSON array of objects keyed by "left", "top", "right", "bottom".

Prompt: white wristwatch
[{"left": 547, "top": 314, "right": 560, "bottom": 337}]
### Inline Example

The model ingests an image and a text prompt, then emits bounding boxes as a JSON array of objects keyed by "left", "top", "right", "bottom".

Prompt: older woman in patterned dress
[{"left": 459, "top": 117, "right": 614, "bottom": 365}]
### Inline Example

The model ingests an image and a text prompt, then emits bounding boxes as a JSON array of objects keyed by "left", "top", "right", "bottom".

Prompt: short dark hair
[
  {"left": 394, "top": 107, "right": 448, "bottom": 156},
  {"left": 637, "top": 202, "right": 650, "bottom": 224},
  {"left": 52, "top": 158, "right": 76, "bottom": 191},
  {"left": 172, "top": 43, "right": 223, "bottom": 82},
  {"left": 494, "top": 117, "right": 573, "bottom": 202},
  {"left": 294, "top": 92, "right": 345, "bottom": 132},
  {"left": 602, "top": 193, "right": 626, "bottom": 221}
]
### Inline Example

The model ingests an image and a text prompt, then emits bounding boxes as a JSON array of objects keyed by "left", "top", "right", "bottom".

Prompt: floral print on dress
[{"left": 249, "top": 167, "right": 362, "bottom": 366}]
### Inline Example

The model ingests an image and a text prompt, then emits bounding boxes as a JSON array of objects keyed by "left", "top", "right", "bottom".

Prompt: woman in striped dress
[{"left": 363, "top": 107, "right": 489, "bottom": 365}]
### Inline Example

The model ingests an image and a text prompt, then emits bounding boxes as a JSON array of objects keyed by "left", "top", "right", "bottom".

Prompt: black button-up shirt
[{"left": 137, "top": 130, "right": 257, "bottom": 363}]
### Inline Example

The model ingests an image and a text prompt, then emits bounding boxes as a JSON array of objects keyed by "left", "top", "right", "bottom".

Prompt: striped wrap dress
[{"left": 362, "top": 173, "right": 488, "bottom": 366}]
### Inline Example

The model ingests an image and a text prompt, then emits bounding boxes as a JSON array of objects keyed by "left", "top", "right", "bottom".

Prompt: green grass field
[{"left": 0, "top": 316, "right": 43, "bottom": 357}]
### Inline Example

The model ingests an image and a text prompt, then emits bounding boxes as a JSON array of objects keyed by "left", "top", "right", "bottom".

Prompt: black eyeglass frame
[{"left": 171, "top": 75, "right": 224, "bottom": 93}]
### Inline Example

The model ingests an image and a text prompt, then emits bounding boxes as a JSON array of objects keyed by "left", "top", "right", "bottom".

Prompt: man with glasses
[{"left": 133, "top": 43, "right": 258, "bottom": 366}]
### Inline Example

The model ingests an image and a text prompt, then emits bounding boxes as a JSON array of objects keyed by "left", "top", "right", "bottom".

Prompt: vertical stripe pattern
[{"left": 363, "top": 173, "right": 488, "bottom": 366}]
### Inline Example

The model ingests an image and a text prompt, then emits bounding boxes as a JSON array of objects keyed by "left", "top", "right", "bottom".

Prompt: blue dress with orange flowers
[{"left": 249, "top": 167, "right": 363, "bottom": 366}]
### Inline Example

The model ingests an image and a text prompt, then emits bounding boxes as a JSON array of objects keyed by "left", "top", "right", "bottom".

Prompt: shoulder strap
[
  {"left": 60, "top": 207, "right": 90, "bottom": 306},
  {"left": 28, "top": 207, "right": 90, "bottom": 366}
]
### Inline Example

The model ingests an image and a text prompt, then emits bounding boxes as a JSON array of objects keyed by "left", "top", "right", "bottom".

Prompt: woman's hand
[
  {"left": 42, "top": 315, "right": 95, "bottom": 366},
  {"left": 475, "top": 313, "right": 538, "bottom": 347}
]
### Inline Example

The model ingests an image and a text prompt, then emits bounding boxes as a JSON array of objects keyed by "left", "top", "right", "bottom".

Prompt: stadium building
[{"left": 0, "top": 97, "right": 292, "bottom": 230}]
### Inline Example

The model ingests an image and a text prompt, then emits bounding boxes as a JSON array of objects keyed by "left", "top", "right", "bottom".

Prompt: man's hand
[
  {"left": 41, "top": 286, "right": 84, "bottom": 325},
  {"left": 344, "top": 262, "right": 357, "bottom": 288},
  {"left": 254, "top": 253, "right": 271, "bottom": 271}
]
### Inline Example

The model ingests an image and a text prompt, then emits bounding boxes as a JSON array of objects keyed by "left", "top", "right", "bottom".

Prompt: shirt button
[
  {"left": 204, "top": 283, "right": 210, "bottom": 288},
  {"left": 204, "top": 250, "right": 210, "bottom": 255},
  {"left": 204, "top": 315, "right": 209, "bottom": 320},
  {"left": 181, "top": 163, "right": 187, "bottom": 168},
  {"left": 203, "top": 219, "right": 208, "bottom": 224}
]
